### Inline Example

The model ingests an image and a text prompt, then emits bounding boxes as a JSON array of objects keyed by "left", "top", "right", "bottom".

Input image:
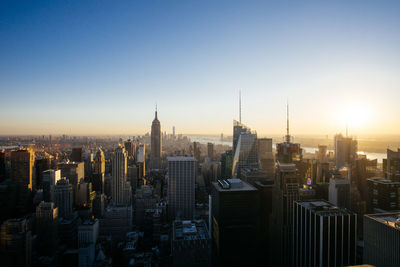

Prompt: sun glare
[{"left": 337, "top": 103, "right": 372, "bottom": 129}]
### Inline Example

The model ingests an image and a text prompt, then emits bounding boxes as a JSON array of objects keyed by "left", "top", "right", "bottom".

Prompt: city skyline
[{"left": 1, "top": 1, "right": 400, "bottom": 135}]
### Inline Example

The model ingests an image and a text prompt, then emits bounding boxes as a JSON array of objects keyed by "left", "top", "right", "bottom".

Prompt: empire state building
[{"left": 150, "top": 107, "right": 162, "bottom": 169}]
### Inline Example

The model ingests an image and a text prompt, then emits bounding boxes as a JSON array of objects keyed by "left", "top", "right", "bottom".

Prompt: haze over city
[{"left": 1, "top": 1, "right": 400, "bottom": 136}]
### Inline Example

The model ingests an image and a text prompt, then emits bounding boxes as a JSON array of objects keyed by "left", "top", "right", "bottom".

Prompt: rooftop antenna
[
  {"left": 239, "top": 90, "right": 242, "bottom": 123},
  {"left": 155, "top": 102, "right": 158, "bottom": 119},
  {"left": 286, "top": 100, "right": 290, "bottom": 143}
]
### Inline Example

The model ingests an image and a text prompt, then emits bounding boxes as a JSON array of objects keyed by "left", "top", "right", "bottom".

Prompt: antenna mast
[
  {"left": 286, "top": 101, "right": 290, "bottom": 143},
  {"left": 239, "top": 90, "right": 242, "bottom": 123}
]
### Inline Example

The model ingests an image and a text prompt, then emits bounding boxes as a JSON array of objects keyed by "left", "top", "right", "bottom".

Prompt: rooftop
[
  {"left": 365, "top": 212, "right": 400, "bottom": 230},
  {"left": 173, "top": 220, "right": 210, "bottom": 241},
  {"left": 298, "top": 200, "right": 353, "bottom": 216},
  {"left": 167, "top": 156, "right": 195, "bottom": 161},
  {"left": 213, "top": 179, "right": 257, "bottom": 192}
]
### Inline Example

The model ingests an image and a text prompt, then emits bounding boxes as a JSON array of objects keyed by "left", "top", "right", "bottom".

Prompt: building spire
[
  {"left": 239, "top": 90, "right": 242, "bottom": 123},
  {"left": 155, "top": 102, "right": 158, "bottom": 119},
  {"left": 286, "top": 100, "right": 290, "bottom": 143}
]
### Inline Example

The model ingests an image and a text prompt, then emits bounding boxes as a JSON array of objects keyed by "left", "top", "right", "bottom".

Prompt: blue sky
[{"left": 1, "top": 1, "right": 400, "bottom": 136}]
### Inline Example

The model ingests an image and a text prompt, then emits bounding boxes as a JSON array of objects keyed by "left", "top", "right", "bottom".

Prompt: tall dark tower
[{"left": 150, "top": 105, "right": 162, "bottom": 169}]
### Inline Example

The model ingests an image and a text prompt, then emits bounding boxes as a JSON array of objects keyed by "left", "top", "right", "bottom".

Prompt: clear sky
[{"left": 1, "top": 1, "right": 400, "bottom": 136}]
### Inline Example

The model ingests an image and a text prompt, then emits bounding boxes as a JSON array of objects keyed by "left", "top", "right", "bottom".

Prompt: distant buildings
[
  {"left": 293, "top": 200, "right": 357, "bottom": 267},
  {"left": 334, "top": 134, "right": 357, "bottom": 168},
  {"left": 167, "top": 156, "right": 195, "bottom": 220},
  {"left": 150, "top": 108, "right": 162, "bottom": 169},
  {"left": 172, "top": 220, "right": 211, "bottom": 267},
  {"left": 211, "top": 179, "right": 259, "bottom": 266},
  {"left": 364, "top": 212, "right": 400, "bottom": 267}
]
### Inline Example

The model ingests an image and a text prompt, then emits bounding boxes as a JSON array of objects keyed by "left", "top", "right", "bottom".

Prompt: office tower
[
  {"left": 136, "top": 144, "right": 146, "bottom": 179},
  {"left": 57, "top": 161, "right": 84, "bottom": 204},
  {"left": 167, "top": 156, "right": 195, "bottom": 219},
  {"left": 241, "top": 168, "right": 267, "bottom": 185},
  {"left": 92, "top": 148, "right": 105, "bottom": 193},
  {"left": 134, "top": 185, "right": 157, "bottom": 226},
  {"left": 151, "top": 108, "right": 162, "bottom": 170},
  {"left": 71, "top": 147, "right": 83, "bottom": 162},
  {"left": 220, "top": 150, "right": 232, "bottom": 179},
  {"left": 36, "top": 201, "right": 58, "bottom": 256},
  {"left": 232, "top": 130, "right": 258, "bottom": 178},
  {"left": 93, "top": 193, "right": 106, "bottom": 218},
  {"left": 329, "top": 175, "right": 351, "bottom": 209},
  {"left": 193, "top": 142, "right": 201, "bottom": 162},
  {"left": 386, "top": 148, "right": 400, "bottom": 181},
  {"left": 334, "top": 134, "right": 357, "bottom": 169},
  {"left": 99, "top": 205, "right": 133, "bottom": 241},
  {"left": 207, "top": 142, "right": 214, "bottom": 159},
  {"left": 11, "top": 148, "right": 35, "bottom": 215},
  {"left": 293, "top": 200, "right": 357, "bottom": 267},
  {"left": 258, "top": 138, "right": 275, "bottom": 178},
  {"left": 254, "top": 179, "right": 274, "bottom": 263},
  {"left": 367, "top": 177, "right": 400, "bottom": 212},
  {"left": 94, "top": 149, "right": 105, "bottom": 175},
  {"left": 364, "top": 212, "right": 400, "bottom": 267},
  {"left": 270, "top": 162, "right": 301, "bottom": 267},
  {"left": 211, "top": 179, "right": 259, "bottom": 266},
  {"left": 172, "top": 220, "right": 211, "bottom": 267},
  {"left": 270, "top": 104, "right": 306, "bottom": 266},
  {"left": 172, "top": 126, "right": 175, "bottom": 137},
  {"left": 77, "top": 180, "right": 95, "bottom": 208},
  {"left": 0, "top": 150, "right": 5, "bottom": 182},
  {"left": 83, "top": 150, "right": 93, "bottom": 181},
  {"left": 232, "top": 120, "right": 251, "bottom": 156},
  {"left": 42, "top": 169, "right": 61, "bottom": 202},
  {"left": 53, "top": 178, "right": 73, "bottom": 219},
  {"left": 34, "top": 155, "right": 51, "bottom": 189},
  {"left": 124, "top": 139, "right": 136, "bottom": 160},
  {"left": 78, "top": 219, "right": 99, "bottom": 267},
  {"left": 112, "top": 145, "right": 129, "bottom": 205},
  {"left": 0, "top": 218, "right": 32, "bottom": 267},
  {"left": 127, "top": 164, "right": 138, "bottom": 191}
]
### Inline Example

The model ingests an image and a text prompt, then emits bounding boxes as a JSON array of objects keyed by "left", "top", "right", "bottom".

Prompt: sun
[{"left": 337, "top": 103, "right": 372, "bottom": 129}]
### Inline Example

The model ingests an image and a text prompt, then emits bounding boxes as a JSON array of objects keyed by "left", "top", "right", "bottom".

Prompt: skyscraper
[
  {"left": 93, "top": 148, "right": 105, "bottom": 193},
  {"left": 0, "top": 218, "right": 32, "bottom": 267},
  {"left": 151, "top": 107, "right": 162, "bottom": 169},
  {"left": 232, "top": 120, "right": 251, "bottom": 156},
  {"left": 258, "top": 138, "right": 274, "bottom": 178},
  {"left": 364, "top": 212, "right": 400, "bottom": 267},
  {"left": 167, "top": 156, "right": 195, "bottom": 219},
  {"left": 334, "top": 134, "right": 357, "bottom": 169},
  {"left": 293, "top": 200, "right": 357, "bottom": 267},
  {"left": 207, "top": 142, "right": 214, "bottom": 159},
  {"left": 0, "top": 150, "right": 5, "bottom": 182},
  {"left": 42, "top": 169, "right": 61, "bottom": 202},
  {"left": 232, "top": 130, "right": 258, "bottom": 178},
  {"left": 71, "top": 147, "right": 83, "bottom": 162},
  {"left": 386, "top": 148, "right": 400, "bottom": 181},
  {"left": 53, "top": 178, "right": 73, "bottom": 219},
  {"left": 211, "top": 178, "right": 260, "bottom": 266},
  {"left": 112, "top": 146, "right": 129, "bottom": 205},
  {"left": 36, "top": 201, "right": 58, "bottom": 256},
  {"left": 57, "top": 161, "right": 84, "bottom": 205},
  {"left": 11, "top": 148, "right": 35, "bottom": 215}
]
